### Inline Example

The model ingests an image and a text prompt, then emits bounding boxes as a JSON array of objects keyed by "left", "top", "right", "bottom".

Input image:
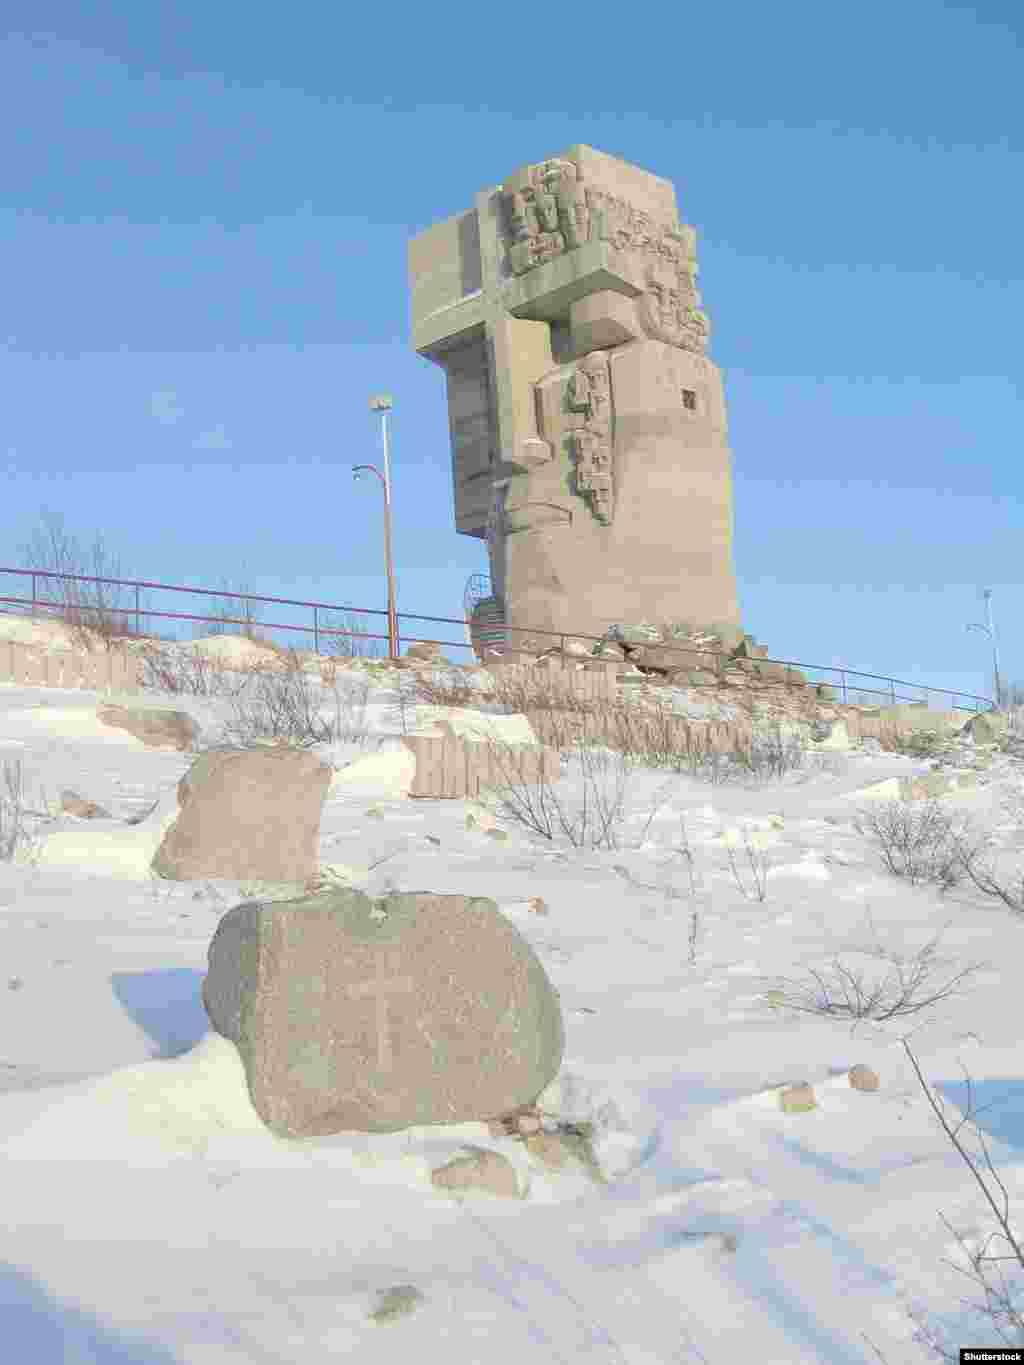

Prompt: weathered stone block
[
  {"left": 152, "top": 747, "right": 331, "bottom": 883},
  {"left": 848, "top": 1064, "right": 879, "bottom": 1092},
  {"left": 202, "top": 887, "right": 565, "bottom": 1137},
  {"left": 779, "top": 1082, "right": 816, "bottom": 1114},
  {"left": 431, "top": 1148, "right": 521, "bottom": 1198},
  {"left": 97, "top": 704, "right": 199, "bottom": 752}
]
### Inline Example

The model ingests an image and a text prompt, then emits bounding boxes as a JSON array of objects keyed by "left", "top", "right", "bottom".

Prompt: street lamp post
[
  {"left": 966, "top": 588, "right": 1003, "bottom": 710},
  {"left": 354, "top": 394, "right": 399, "bottom": 662}
]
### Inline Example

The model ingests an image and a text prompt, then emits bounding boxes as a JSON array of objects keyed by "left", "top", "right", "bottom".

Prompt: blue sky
[{"left": 1, "top": 3, "right": 1021, "bottom": 707}]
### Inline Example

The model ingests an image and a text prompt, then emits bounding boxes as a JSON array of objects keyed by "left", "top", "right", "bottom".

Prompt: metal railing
[{"left": 0, "top": 564, "right": 996, "bottom": 715}]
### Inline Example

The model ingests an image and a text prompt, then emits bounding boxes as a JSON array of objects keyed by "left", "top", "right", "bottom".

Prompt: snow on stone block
[{"left": 19, "top": 789, "right": 181, "bottom": 879}]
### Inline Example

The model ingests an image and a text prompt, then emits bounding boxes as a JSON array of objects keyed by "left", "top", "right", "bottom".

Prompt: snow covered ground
[{"left": 1, "top": 618, "right": 1022, "bottom": 1364}]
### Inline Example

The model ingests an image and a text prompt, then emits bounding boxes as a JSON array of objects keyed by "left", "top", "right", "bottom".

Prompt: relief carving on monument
[
  {"left": 566, "top": 351, "right": 614, "bottom": 525},
  {"left": 501, "top": 161, "right": 711, "bottom": 358},
  {"left": 498, "top": 157, "right": 717, "bottom": 529}
]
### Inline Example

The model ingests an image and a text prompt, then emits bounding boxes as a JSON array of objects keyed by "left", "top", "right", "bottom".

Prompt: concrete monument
[{"left": 409, "top": 145, "right": 741, "bottom": 652}]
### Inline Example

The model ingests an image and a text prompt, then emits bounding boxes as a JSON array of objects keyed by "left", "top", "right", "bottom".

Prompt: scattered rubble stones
[
  {"left": 848, "top": 1064, "right": 880, "bottom": 1092},
  {"left": 779, "top": 1082, "right": 817, "bottom": 1114},
  {"left": 523, "top": 1130, "right": 571, "bottom": 1169},
  {"left": 430, "top": 1148, "right": 522, "bottom": 1198},
  {"left": 60, "top": 790, "right": 112, "bottom": 819}
]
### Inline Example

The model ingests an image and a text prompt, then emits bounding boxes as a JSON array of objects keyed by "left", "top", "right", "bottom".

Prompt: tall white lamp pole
[
  {"left": 353, "top": 394, "right": 399, "bottom": 661},
  {"left": 967, "top": 588, "right": 1003, "bottom": 709}
]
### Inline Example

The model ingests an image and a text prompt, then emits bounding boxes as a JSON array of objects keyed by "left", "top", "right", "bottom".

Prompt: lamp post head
[{"left": 369, "top": 394, "right": 393, "bottom": 413}]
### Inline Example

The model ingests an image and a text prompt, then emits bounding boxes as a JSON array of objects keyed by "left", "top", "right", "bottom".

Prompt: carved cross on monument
[
  {"left": 409, "top": 143, "right": 742, "bottom": 653},
  {"left": 345, "top": 948, "right": 414, "bottom": 1072}
]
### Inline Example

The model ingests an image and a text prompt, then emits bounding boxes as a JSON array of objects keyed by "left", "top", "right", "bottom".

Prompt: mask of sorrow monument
[{"left": 409, "top": 145, "right": 742, "bottom": 655}]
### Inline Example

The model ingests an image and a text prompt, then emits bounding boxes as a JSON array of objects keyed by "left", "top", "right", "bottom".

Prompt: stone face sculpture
[{"left": 409, "top": 144, "right": 742, "bottom": 652}]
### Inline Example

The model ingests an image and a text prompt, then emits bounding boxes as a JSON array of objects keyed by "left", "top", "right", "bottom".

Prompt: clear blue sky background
[{"left": 1, "top": 3, "right": 1020, "bottom": 707}]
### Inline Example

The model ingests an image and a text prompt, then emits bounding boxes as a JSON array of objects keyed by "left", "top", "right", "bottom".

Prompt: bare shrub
[
  {"left": 214, "top": 648, "right": 359, "bottom": 749},
  {"left": 687, "top": 907, "right": 700, "bottom": 965},
  {"left": 853, "top": 798, "right": 979, "bottom": 889},
  {"left": 17, "top": 509, "right": 149, "bottom": 650},
  {"left": 319, "top": 666, "right": 371, "bottom": 744},
  {"left": 377, "top": 669, "right": 421, "bottom": 736},
  {"left": 902, "top": 1040, "right": 1024, "bottom": 1358},
  {"left": 475, "top": 733, "right": 631, "bottom": 852},
  {"left": 997, "top": 779, "right": 1024, "bottom": 832},
  {"left": 736, "top": 723, "right": 808, "bottom": 782},
  {"left": 666, "top": 814, "right": 701, "bottom": 902},
  {"left": 138, "top": 641, "right": 260, "bottom": 699},
  {"left": 411, "top": 664, "right": 482, "bottom": 712},
  {"left": 317, "top": 608, "right": 387, "bottom": 661},
  {"left": 849, "top": 688, "right": 884, "bottom": 706},
  {"left": 195, "top": 575, "right": 264, "bottom": 642},
  {"left": 614, "top": 814, "right": 706, "bottom": 961},
  {"left": 880, "top": 728, "right": 949, "bottom": 759},
  {"left": 954, "top": 836, "right": 1024, "bottom": 916},
  {"left": 725, "top": 828, "right": 771, "bottom": 902},
  {"left": 0, "top": 759, "right": 53, "bottom": 863},
  {"left": 852, "top": 791, "right": 1024, "bottom": 915},
  {"left": 761, "top": 931, "right": 987, "bottom": 1023}
]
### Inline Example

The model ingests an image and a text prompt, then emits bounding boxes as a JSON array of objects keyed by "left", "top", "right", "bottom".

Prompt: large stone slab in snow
[
  {"left": 97, "top": 703, "right": 199, "bottom": 751},
  {"left": 201, "top": 886, "right": 565, "bottom": 1137},
  {"left": 151, "top": 746, "right": 331, "bottom": 883}
]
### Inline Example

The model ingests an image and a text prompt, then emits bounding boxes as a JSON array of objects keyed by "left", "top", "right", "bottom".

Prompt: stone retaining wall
[
  {"left": 0, "top": 639, "right": 142, "bottom": 693},
  {"left": 401, "top": 729, "right": 561, "bottom": 800}
]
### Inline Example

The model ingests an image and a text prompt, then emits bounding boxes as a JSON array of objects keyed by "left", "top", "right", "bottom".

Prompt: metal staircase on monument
[{"left": 463, "top": 573, "right": 507, "bottom": 661}]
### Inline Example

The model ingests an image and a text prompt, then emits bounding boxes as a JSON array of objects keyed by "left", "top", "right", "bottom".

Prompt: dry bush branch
[
  {"left": 326, "top": 672, "right": 372, "bottom": 744},
  {"left": 725, "top": 830, "right": 771, "bottom": 902},
  {"left": 211, "top": 648, "right": 368, "bottom": 749},
  {"left": 18, "top": 509, "right": 149, "bottom": 650},
  {"left": 763, "top": 932, "right": 987, "bottom": 1022},
  {"left": 954, "top": 839, "right": 1024, "bottom": 915},
  {"left": 902, "top": 1040, "right": 1024, "bottom": 1357},
  {"left": 138, "top": 642, "right": 260, "bottom": 698},
  {"left": 381, "top": 670, "right": 420, "bottom": 736},
  {"left": 317, "top": 609, "right": 387, "bottom": 660},
  {"left": 474, "top": 731, "right": 632, "bottom": 852},
  {"left": 633, "top": 777, "right": 684, "bottom": 849},
  {"left": 732, "top": 723, "right": 809, "bottom": 783},
  {"left": 0, "top": 759, "right": 53, "bottom": 863},
  {"left": 196, "top": 574, "right": 265, "bottom": 642},
  {"left": 880, "top": 729, "right": 948, "bottom": 759},
  {"left": 853, "top": 798, "right": 980, "bottom": 890}
]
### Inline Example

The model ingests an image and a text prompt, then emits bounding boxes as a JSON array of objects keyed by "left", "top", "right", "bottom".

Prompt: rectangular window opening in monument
[{"left": 681, "top": 389, "right": 698, "bottom": 412}]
